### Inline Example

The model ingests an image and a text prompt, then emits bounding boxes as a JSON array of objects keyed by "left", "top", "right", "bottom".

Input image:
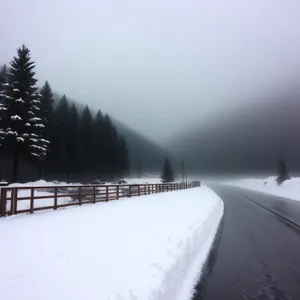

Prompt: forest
[{"left": 0, "top": 45, "right": 130, "bottom": 183}]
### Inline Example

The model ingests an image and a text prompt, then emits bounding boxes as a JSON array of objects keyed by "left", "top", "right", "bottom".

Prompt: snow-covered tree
[
  {"left": 276, "top": 153, "right": 290, "bottom": 185},
  {"left": 161, "top": 157, "right": 174, "bottom": 183},
  {"left": 2, "top": 45, "right": 46, "bottom": 181},
  {"left": 0, "top": 65, "right": 8, "bottom": 146}
]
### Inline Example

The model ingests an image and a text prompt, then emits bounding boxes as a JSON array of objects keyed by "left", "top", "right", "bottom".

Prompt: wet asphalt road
[{"left": 193, "top": 185, "right": 300, "bottom": 300}]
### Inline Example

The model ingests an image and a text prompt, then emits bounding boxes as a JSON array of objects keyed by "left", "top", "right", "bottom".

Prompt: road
[{"left": 193, "top": 185, "right": 300, "bottom": 300}]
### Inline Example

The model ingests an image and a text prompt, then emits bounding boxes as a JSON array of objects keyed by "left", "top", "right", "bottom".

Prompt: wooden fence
[{"left": 0, "top": 181, "right": 201, "bottom": 217}]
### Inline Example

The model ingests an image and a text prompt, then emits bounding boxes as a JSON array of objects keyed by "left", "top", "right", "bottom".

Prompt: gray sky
[{"left": 1, "top": 0, "right": 300, "bottom": 143}]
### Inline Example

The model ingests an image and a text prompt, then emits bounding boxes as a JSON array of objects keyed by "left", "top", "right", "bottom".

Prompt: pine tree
[
  {"left": 119, "top": 136, "right": 130, "bottom": 176},
  {"left": 276, "top": 153, "right": 290, "bottom": 185},
  {"left": 80, "top": 105, "right": 93, "bottom": 174},
  {"left": 161, "top": 157, "right": 174, "bottom": 183},
  {"left": 49, "top": 95, "right": 70, "bottom": 179},
  {"left": 92, "top": 110, "right": 104, "bottom": 176},
  {"left": 2, "top": 45, "right": 44, "bottom": 182},
  {"left": 0, "top": 65, "right": 8, "bottom": 146},
  {"left": 102, "top": 114, "right": 120, "bottom": 178},
  {"left": 40, "top": 81, "right": 54, "bottom": 127},
  {"left": 36, "top": 81, "right": 54, "bottom": 176},
  {"left": 67, "top": 104, "right": 80, "bottom": 179}
]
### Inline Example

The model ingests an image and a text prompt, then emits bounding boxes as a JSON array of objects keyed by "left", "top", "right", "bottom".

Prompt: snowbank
[
  {"left": 123, "top": 177, "right": 162, "bottom": 184},
  {"left": 0, "top": 186, "right": 223, "bottom": 300},
  {"left": 8, "top": 179, "right": 81, "bottom": 187},
  {"left": 224, "top": 176, "right": 300, "bottom": 202}
]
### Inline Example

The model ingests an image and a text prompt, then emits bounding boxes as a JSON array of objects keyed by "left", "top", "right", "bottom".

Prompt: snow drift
[
  {"left": 224, "top": 176, "right": 300, "bottom": 202},
  {"left": 0, "top": 186, "right": 223, "bottom": 300}
]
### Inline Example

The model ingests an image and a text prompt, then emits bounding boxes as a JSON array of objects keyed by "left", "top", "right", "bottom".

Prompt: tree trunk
[
  {"left": 12, "top": 146, "right": 19, "bottom": 183},
  {"left": 38, "top": 161, "right": 44, "bottom": 179}
]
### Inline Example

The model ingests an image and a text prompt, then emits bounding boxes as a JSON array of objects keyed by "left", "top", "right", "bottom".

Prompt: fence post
[
  {"left": 54, "top": 187, "right": 58, "bottom": 210},
  {"left": 117, "top": 186, "right": 119, "bottom": 200},
  {"left": 106, "top": 186, "right": 109, "bottom": 202},
  {"left": 129, "top": 185, "right": 132, "bottom": 198},
  {"left": 148, "top": 185, "right": 150, "bottom": 195},
  {"left": 30, "top": 188, "right": 34, "bottom": 214},
  {"left": 79, "top": 186, "right": 82, "bottom": 205},
  {"left": 138, "top": 185, "right": 140, "bottom": 196},
  {"left": 93, "top": 186, "right": 96, "bottom": 203},
  {"left": 10, "top": 188, "right": 15, "bottom": 216},
  {"left": 0, "top": 188, "right": 7, "bottom": 217}
]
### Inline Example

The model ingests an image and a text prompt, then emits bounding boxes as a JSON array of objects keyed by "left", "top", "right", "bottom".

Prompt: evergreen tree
[
  {"left": 0, "top": 65, "right": 8, "bottom": 146},
  {"left": 49, "top": 95, "right": 70, "bottom": 178},
  {"left": 92, "top": 110, "right": 104, "bottom": 176},
  {"left": 40, "top": 81, "right": 54, "bottom": 127},
  {"left": 2, "top": 45, "right": 44, "bottom": 182},
  {"left": 276, "top": 153, "right": 290, "bottom": 185},
  {"left": 36, "top": 81, "right": 54, "bottom": 176},
  {"left": 119, "top": 136, "right": 130, "bottom": 176},
  {"left": 67, "top": 104, "right": 80, "bottom": 179},
  {"left": 161, "top": 157, "right": 174, "bottom": 183},
  {"left": 80, "top": 105, "right": 93, "bottom": 174},
  {"left": 102, "top": 114, "right": 120, "bottom": 177}
]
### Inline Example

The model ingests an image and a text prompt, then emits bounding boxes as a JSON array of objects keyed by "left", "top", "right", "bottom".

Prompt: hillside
[{"left": 167, "top": 90, "right": 300, "bottom": 176}]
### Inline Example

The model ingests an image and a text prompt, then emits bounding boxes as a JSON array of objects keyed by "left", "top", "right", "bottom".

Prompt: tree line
[{"left": 0, "top": 45, "right": 129, "bottom": 182}]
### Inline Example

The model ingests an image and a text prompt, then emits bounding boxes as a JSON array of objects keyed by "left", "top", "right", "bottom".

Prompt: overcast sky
[{"left": 1, "top": 0, "right": 300, "bottom": 143}]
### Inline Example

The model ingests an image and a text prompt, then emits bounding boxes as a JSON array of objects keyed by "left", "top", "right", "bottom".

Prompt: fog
[{"left": 1, "top": 0, "right": 300, "bottom": 144}]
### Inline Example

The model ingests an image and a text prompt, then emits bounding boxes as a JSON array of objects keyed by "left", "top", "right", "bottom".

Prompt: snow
[
  {"left": 6, "top": 130, "right": 18, "bottom": 136},
  {"left": 40, "top": 138, "right": 50, "bottom": 143},
  {"left": 16, "top": 137, "right": 24, "bottom": 142},
  {"left": 30, "top": 144, "right": 47, "bottom": 151},
  {"left": 9, "top": 179, "right": 80, "bottom": 187},
  {"left": 29, "top": 117, "right": 41, "bottom": 121},
  {"left": 6, "top": 180, "right": 82, "bottom": 211},
  {"left": 224, "top": 176, "right": 300, "bottom": 202},
  {"left": 0, "top": 186, "right": 223, "bottom": 300},
  {"left": 10, "top": 115, "right": 22, "bottom": 121},
  {"left": 124, "top": 177, "right": 163, "bottom": 184},
  {"left": 15, "top": 97, "right": 25, "bottom": 103},
  {"left": 13, "top": 88, "right": 19, "bottom": 92}
]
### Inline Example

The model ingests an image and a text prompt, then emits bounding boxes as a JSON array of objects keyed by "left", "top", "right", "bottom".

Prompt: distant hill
[
  {"left": 167, "top": 91, "right": 300, "bottom": 176},
  {"left": 112, "top": 118, "right": 177, "bottom": 174}
]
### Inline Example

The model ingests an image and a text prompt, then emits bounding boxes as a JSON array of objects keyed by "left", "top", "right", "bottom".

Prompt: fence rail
[{"left": 0, "top": 181, "right": 200, "bottom": 217}]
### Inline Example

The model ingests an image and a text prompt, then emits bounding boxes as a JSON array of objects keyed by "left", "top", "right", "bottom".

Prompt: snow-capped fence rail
[{"left": 0, "top": 181, "right": 200, "bottom": 217}]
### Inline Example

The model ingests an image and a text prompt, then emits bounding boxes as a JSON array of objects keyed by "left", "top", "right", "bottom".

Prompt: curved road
[{"left": 193, "top": 185, "right": 300, "bottom": 300}]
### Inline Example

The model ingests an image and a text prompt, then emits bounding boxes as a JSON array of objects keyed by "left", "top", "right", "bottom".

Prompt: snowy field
[
  {"left": 224, "top": 176, "right": 300, "bottom": 202},
  {"left": 0, "top": 186, "right": 223, "bottom": 300}
]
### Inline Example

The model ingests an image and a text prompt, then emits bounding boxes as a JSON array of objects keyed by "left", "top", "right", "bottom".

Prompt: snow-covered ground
[
  {"left": 224, "top": 176, "right": 300, "bottom": 202},
  {"left": 123, "top": 177, "right": 162, "bottom": 184},
  {"left": 0, "top": 186, "right": 223, "bottom": 300}
]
